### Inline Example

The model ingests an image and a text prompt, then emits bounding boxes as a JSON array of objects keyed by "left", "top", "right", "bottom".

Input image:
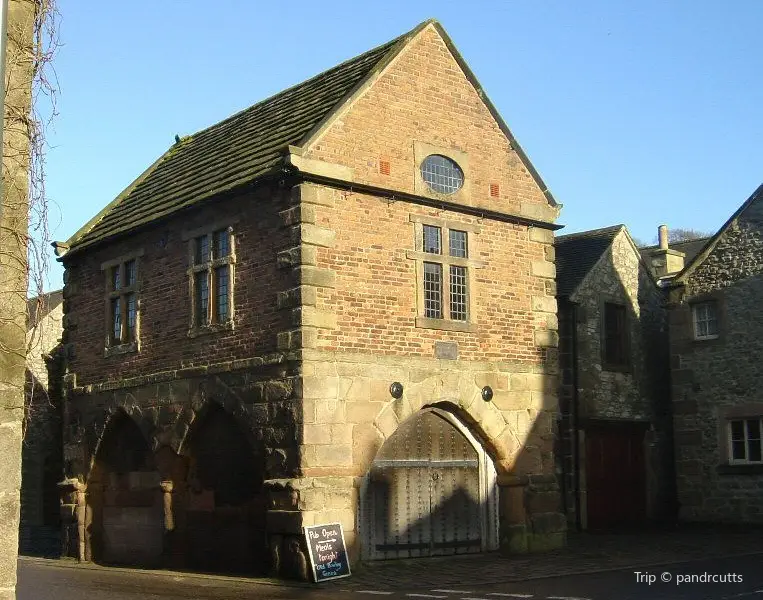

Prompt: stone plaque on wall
[{"left": 434, "top": 341, "right": 458, "bottom": 360}]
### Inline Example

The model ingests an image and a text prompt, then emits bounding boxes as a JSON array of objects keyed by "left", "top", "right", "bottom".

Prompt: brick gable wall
[{"left": 306, "top": 24, "right": 552, "bottom": 219}]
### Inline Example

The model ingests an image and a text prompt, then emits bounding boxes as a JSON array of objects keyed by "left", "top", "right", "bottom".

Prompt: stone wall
[
  {"left": 59, "top": 357, "right": 300, "bottom": 573},
  {"left": 670, "top": 194, "right": 763, "bottom": 523}
]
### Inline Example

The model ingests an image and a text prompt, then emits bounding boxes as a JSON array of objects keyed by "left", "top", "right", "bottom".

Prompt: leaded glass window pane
[
  {"left": 111, "top": 266, "right": 121, "bottom": 291},
  {"left": 195, "top": 235, "right": 209, "bottom": 265},
  {"left": 423, "top": 225, "right": 441, "bottom": 255},
  {"left": 195, "top": 272, "right": 209, "bottom": 326},
  {"left": 126, "top": 293, "right": 137, "bottom": 340},
  {"left": 213, "top": 229, "right": 230, "bottom": 259},
  {"left": 125, "top": 260, "right": 136, "bottom": 287},
  {"left": 449, "top": 230, "right": 467, "bottom": 258},
  {"left": 421, "top": 155, "right": 464, "bottom": 194},
  {"left": 423, "top": 262, "right": 443, "bottom": 319},
  {"left": 111, "top": 297, "right": 121, "bottom": 343},
  {"left": 450, "top": 265, "right": 467, "bottom": 321},
  {"left": 215, "top": 266, "right": 229, "bottom": 322}
]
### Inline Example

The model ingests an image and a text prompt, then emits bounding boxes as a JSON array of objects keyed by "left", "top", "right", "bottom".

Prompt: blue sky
[{"left": 42, "top": 1, "right": 762, "bottom": 291}]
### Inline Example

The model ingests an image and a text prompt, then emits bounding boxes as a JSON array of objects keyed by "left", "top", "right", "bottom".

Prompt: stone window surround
[
  {"left": 412, "top": 140, "right": 471, "bottom": 204},
  {"left": 687, "top": 291, "right": 726, "bottom": 345},
  {"left": 407, "top": 214, "right": 485, "bottom": 333},
  {"left": 182, "top": 219, "right": 237, "bottom": 338},
  {"left": 599, "top": 297, "right": 632, "bottom": 373},
  {"left": 101, "top": 249, "right": 144, "bottom": 357},
  {"left": 717, "top": 404, "right": 763, "bottom": 475}
]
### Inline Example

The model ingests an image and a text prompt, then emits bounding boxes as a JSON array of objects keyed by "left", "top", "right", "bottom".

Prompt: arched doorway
[
  {"left": 88, "top": 412, "right": 163, "bottom": 567},
  {"left": 361, "top": 407, "right": 498, "bottom": 560},
  {"left": 183, "top": 403, "right": 267, "bottom": 574}
]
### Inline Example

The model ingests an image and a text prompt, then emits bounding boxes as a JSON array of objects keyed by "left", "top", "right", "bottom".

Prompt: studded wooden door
[{"left": 369, "top": 410, "right": 482, "bottom": 559}]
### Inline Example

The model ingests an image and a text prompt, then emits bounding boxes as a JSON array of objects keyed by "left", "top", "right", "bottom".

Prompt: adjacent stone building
[
  {"left": 53, "top": 20, "right": 566, "bottom": 578},
  {"left": 666, "top": 184, "right": 763, "bottom": 523},
  {"left": 555, "top": 226, "right": 674, "bottom": 530},
  {"left": 20, "top": 290, "right": 64, "bottom": 557}
]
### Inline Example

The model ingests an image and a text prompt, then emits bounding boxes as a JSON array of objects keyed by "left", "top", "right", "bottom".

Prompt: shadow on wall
[
  {"left": 20, "top": 369, "right": 63, "bottom": 558},
  {"left": 556, "top": 244, "right": 676, "bottom": 532},
  {"left": 358, "top": 396, "right": 563, "bottom": 561},
  {"left": 83, "top": 402, "right": 269, "bottom": 575}
]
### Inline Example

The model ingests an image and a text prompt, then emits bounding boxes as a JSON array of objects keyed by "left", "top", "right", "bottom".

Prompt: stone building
[
  {"left": 665, "top": 183, "right": 763, "bottom": 523},
  {"left": 20, "top": 290, "right": 64, "bottom": 557},
  {"left": 53, "top": 20, "right": 566, "bottom": 578},
  {"left": 555, "top": 225, "right": 674, "bottom": 531}
]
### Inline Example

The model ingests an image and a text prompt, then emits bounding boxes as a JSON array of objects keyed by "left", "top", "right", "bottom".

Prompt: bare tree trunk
[{"left": 0, "top": 1, "right": 36, "bottom": 598}]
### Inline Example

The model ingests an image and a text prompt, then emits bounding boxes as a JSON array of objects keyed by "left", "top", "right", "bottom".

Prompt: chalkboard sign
[{"left": 303, "top": 522, "right": 351, "bottom": 582}]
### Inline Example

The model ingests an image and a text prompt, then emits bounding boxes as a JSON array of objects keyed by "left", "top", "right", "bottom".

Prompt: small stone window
[
  {"left": 188, "top": 226, "right": 235, "bottom": 336},
  {"left": 420, "top": 155, "right": 464, "bottom": 195},
  {"left": 692, "top": 301, "right": 719, "bottom": 340},
  {"left": 101, "top": 252, "right": 143, "bottom": 356},
  {"left": 602, "top": 302, "right": 629, "bottom": 370},
  {"left": 728, "top": 418, "right": 763, "bottom": 464}
]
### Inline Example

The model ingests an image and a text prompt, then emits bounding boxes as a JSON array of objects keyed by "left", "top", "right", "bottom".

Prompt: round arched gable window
[{"left": 420, "top": 154, "right": 464, "bottom": 195}]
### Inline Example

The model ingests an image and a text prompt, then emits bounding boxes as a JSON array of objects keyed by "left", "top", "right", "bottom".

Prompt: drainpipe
[{"left": 571, "top": 303, "right": 582, "bottom": 532}]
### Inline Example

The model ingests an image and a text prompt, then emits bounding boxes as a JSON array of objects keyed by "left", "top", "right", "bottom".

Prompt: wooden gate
[
  {"left": 368, "top": 409, "right": 486, "bottom": 559},
  {"left": 585, "top": 421, "right": 647, "bottom": 530}
]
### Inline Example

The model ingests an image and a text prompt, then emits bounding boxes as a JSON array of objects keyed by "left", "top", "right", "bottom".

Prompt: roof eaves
[
  {"left": 556, "top": 224, "right": 625, "bottom": 242},
  {"left": 58, "top": 144, "right": 178, "bottom": 253},
  {"left": 59, "top": 169, "right": 284, "bottom": 259}
]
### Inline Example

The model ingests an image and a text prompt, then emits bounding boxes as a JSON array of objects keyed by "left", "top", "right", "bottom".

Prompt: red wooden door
[{"left": 585, "top": 422, "right": 646, "bottom": 530}]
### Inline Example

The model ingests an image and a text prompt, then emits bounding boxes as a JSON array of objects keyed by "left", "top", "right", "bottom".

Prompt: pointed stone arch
[
  {"left": 87, "top": 403, "right": 155, "bottom": 481},
  {"left": 87, "top": 408, "right": 163, "bottom": 568},
  {"left": 181, "top": 400, "right": 268, "bottom": 575},
  {"left": 359, "top": 406, "right": 499, "bottom": 561}
]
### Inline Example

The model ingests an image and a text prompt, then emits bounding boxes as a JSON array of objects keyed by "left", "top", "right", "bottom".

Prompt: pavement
[
  {"left": 17, "top": 525, "right": 763, "bottom": 600},
  {"left": 331, "top": 525, "right": 763, "bottom": 591}
]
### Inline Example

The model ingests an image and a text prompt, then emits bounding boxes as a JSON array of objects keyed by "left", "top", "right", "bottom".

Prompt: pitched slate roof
[
  {"left": 555, "top": 225, "right": 624, "bottom": 297},
  {"left": 64, "top": 27, "right": 419, "bottom": 253}
]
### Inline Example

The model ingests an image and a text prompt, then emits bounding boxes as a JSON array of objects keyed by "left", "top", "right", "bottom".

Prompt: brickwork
[
  {"left": 62, "top": 185, "right": 293, "bottom": 386},
  {"left": 670, "top": 192, "right": 763, "bottom": 523}
]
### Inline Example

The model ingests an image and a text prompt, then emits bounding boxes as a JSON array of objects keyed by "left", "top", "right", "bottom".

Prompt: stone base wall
[
  {"left": 60, "top": 357, "right": 300, "bottom": 574},
  {"left": 261, "top": 349, "right": 565, "bottom": 579}
]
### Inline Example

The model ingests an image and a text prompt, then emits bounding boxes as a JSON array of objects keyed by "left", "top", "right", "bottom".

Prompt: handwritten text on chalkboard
[{"left": 303, "top": 523, "right": 351, "bottom": 582}]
